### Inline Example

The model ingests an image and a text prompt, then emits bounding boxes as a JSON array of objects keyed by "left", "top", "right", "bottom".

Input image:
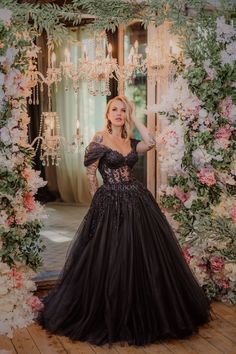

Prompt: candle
[
  {"left": 76, "top": 119, "right": 80, "bottom": 135},
  {"left": 108, "top": 43, "right": 112, "bottom": 58},
  {"left": 51, "top": 52, "right": 56, "bottom": 68},
  {"left": 50, "top": 119, "right": 54, "bottom": 136},
  {"left": 64, "top": 48, "right": 71, "bottom": 64},
  {"left": 83, "top": 46, "right": 87, "bottom": 60},
  {"left": 134, "top": 40, "right": 139, "bottom": 53},
  {"left": 128, "top": 46, "right": 134, "bottom": 64}
]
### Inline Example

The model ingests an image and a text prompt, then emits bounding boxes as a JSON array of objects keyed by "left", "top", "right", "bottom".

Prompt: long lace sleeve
[{"left": 86, "top": 160, "right": 99, "bottom": 197}]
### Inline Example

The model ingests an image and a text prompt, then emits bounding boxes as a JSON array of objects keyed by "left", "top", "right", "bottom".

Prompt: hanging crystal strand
[
  {"left": 28, "top": 88, "right": 33, "bottom": 104},
  {"left": 32, "top": 85, "right": 36, "bottom": 105},
  {"left": 36, "top": 82, "right": 39, "bottom": 105},
  {"left": 36, "top": 113, "right": 43, "bottom": 153},
  {"left": 48, "top": 86, "right": 52, "bottom": 112}
]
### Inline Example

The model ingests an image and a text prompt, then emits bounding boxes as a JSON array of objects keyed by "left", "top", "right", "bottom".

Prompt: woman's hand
[
  {"left": 129, "top": 101, "right": 156, "bottom": 153},
  {"left": 130, "top": 101, "right": 138, "bottom": 124}
]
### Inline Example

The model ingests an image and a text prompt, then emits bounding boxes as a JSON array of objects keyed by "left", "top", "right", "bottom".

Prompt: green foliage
[
  {"left": 0, "top": 168, "right": 26, "bottom": 195},
  {"left": 0, "top": 221, "right": 45, "bottom": 270},
  {"left": 0, "top": 0, "right": 82, "bottom": 46}
]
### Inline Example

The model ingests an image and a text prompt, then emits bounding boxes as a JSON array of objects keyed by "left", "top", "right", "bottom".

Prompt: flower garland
[
  {"left": 149, "top": 17, "right": 236, "bottom": 303},
  {"left": 0, "top": 9, "right": 48, "bottom": 336},
  {"left": 0, "top": 0, "right": 82, "bottom": 336}
]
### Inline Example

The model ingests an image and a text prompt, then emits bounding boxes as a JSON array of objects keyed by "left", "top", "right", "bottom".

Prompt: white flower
[
  {"left": 0, "top": 262, "right": 10, "bottom": 274},
  {"left": 0, "top": 126, "right": 11, "bottom": 145},
  {"left": 198, "top": 108, "right": 208, "bottom": 119},
  {"left": 0, "top": 8, "right": 12, "bottom": 24},
  {"left": 183, "top": 191, "right": 198, "bottom": 209},
  {"left": 216, "top": 16, "right": 236, "bottom": 44},
  {"left": 203, "top": 59, "right": 216, "bottom": 80},
  {"left": 183, "top": 58, "right": 193, "bottom": 68},
  {"left": 218, "top": 171, "right": 236, "bottom": 186},
  {"left": 0, "top": 48, "right": 18, "bottom": 68},
  {"left": 192, "top": 148, "right": 212, "bottom": 167},
  {"left": 225, "top": 263, "right": 236, "bottom": 282},
  {"left": 220, "top": 41, "right": 236, "bottom": 66},
  {"left": 157, "top": 120, "right": 185, "bottom": 173},
  {"left": 0, "top": 72, "right": 5, "bottom": 86}
]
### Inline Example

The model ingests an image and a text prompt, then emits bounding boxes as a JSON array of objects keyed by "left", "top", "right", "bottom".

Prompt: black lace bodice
[{"left": 84, "top": 139, "right": 140, "bottom": 184}]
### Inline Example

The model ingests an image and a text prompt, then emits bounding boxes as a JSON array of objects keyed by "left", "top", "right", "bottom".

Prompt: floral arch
[{"left": 0, "top": 0, "right": 235, "bottom": 337}]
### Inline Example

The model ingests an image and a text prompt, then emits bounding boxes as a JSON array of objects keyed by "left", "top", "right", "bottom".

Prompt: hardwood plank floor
[{"left": 0, "top": 302, "right": 235, "bottom": 354}]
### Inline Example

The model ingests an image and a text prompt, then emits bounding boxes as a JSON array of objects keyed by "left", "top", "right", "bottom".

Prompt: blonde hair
[{"left": 104, "top": 95, "right": 134, "bottom": 139}]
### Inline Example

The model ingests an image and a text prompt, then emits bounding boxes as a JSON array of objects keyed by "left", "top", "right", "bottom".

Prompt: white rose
[
  {"left": 198, "top": 108, "right": 208, "bottom": 118},
  {"left": 0, "top": 8, "right": 12, "bottom": 23}
]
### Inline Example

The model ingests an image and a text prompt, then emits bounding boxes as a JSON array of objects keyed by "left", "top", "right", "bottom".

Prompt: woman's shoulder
[{"left": 92, "top": 130, "right": 107, "bottom": 144}]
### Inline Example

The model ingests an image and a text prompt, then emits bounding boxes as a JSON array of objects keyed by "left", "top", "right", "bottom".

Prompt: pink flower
[
  {"left": 230, "top": 206, "right": 236, "bottom": 223},
  {"left": 197, "top": 262, "right": 208, "bottom": 273},
  {"left": 197, "top": 168, "right": 216, "bottom": 186},
  {"left": 218, "top": 278, "right": 230, "bottom": 289},
  {"left": 174, "top": 187, "right": 190, "bottom": 203},
  {"left": 9, "top": 268, "right": 22, "bottom": 288},
  {"left": 192, "top": 121, "right": 199, "bottom": 130},
  {"left": 211, "top": 256, "right": 224, "bottom": 272},
  {"left": 182, "top": 247, "right": 192, "bottom": 264},
  {"left": 219, "top": 96, "right": 233, "bottom": 118},
  {"left": 28, "top": 296, "right": 44, "bottom": 311},
  {"left": 23, "top": 192, "right": 35, "bottom": 212},
  {"left": 167, "top": 130, "right": 177, "bottom": 137},
  {"left": 21, "top": 168, "right": 32, "bottom": 180},
  {"left": 214, "top": 126, "right": 232, "bottom": 140},
  {"left": 6, "top": 215, "right": 14, "bottom": 226}
]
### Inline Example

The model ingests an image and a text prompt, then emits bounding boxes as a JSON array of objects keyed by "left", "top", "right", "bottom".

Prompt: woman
[{"left": 38, "top": 95, "right": 210, "bottom": 346}]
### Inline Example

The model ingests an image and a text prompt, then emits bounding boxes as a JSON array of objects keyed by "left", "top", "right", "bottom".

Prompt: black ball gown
[{"left": 38, "top": 138, "right": 211, "bottom": 346}]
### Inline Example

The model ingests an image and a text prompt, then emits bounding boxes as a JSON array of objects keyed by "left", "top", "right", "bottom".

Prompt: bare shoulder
[{"left": 92, "top": 131, "right": 106, "bottom": 144}]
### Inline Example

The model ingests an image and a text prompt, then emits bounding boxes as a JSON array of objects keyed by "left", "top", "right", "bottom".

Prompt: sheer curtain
[{"left": 52, "top": 27, "right": 106, "bottom": 205}]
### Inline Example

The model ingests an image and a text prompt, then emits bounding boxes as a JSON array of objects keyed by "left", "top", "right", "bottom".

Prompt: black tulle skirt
[{"left": 37, "top": 179, "right": 211, "bottom": 346}]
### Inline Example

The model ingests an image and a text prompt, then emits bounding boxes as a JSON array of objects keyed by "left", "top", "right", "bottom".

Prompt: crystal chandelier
[
  {"left": 59, "top": 33, "right": 118, "bottom": 96},
  {"left": 143, "top": 40, "right": 165, "bottom": 85},
  {"left": 27, "top": 48, "right": 62, "bottom": 105},
  {"left": 29, "top": 48, "right": 83, "bottom": 166}
]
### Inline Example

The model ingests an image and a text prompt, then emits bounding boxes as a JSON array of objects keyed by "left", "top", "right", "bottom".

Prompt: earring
[
  {"left": 107, "top": 119, "right": 112, "bottom": 134},
  {"left": 122, "top": 123, "right": 128, "bottom": 139}
]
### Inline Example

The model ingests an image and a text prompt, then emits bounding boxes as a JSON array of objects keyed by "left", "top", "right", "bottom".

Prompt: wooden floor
[{"left": 0, "top": 302, "right": 236, "bottom": 354}]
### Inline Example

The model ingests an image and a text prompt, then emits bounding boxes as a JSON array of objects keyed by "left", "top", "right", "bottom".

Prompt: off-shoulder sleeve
[
  {"left": 84, "top": 141, "right": 107, "bottom": 167},
  {"left": 131, "top": 138, "right": 141, "bottom": 152}
]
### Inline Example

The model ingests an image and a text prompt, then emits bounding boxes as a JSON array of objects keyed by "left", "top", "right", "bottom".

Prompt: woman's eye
[{"left": 112, "top": 108, "right": 117, "bottom": 111}]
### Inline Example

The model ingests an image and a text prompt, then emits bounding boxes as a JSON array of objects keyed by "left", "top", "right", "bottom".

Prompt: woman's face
[{"left": 107, "top": 100, "right": 126, "bottom": 127}]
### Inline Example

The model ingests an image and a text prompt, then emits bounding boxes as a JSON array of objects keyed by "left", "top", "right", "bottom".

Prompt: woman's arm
[
  {"left": 85, "top": 133, "right": 103, "bottom": 197},
  {"left": 86, "top": 160, "right": 99, "bottom": 197},
  {"left": 131, "top": 106, "right": 156, "bottom": 153}
]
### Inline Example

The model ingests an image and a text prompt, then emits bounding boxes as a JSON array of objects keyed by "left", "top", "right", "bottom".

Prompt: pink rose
[
  {"left": 9, "top": 268, "right": 22, "bottom": 288},
  {"left": 219, "top": 96, "right": 233, "bottom": 118},
  {"left": 23, "top": 192, "right": 35, "bottom": 212},
  {"left": 7, "top": 215, "right": 15, "bottom": 226},
  {"left": 197, "top": 168, "right": 216, "bottom": 186},
  {"left": 28, "top": 296, "right": 44, "bottom": 311},
  {"left": 21, "top": 168, "right": 31, "bottom": 180},
  {"left": 182, "top": 247, "right": 192, "bottom": 264},
  {"left": 214, "top": 126, "right": 232, "bottom": 140},
  {"left": 211, "top": 256, "right": 224, "bottom": 272},
  {"left": 174, "top": 187, "right": 190, "bottom": 203},
  {"left": 218, "top": 278, "right": 230, "bottom": 289}
]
